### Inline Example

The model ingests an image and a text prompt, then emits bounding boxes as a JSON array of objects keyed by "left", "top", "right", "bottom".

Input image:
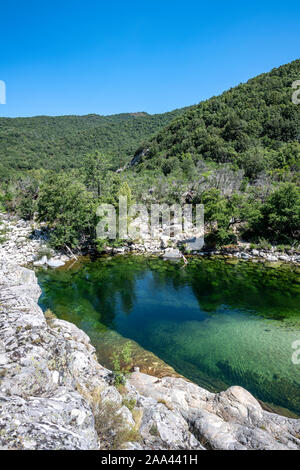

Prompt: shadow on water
[{"left": 37, "top": 255, "right": 300, "bottom": 417}]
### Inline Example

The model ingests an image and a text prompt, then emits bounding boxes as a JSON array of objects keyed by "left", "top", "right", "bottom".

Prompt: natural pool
[{"left": 37, "top": 255, "right": 300, "bottom": 416}]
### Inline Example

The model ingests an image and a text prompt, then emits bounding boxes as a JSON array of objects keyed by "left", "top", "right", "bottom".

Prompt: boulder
[
  {"left": 160, "top": 236, "right": 169, "bottom": 249},
  {"left": 163, "top": 248, "right": 182, "bottom": 260},
  {"left": 33, "top": 255, "right": 48, "bottom": 267},
  {"left": 129, "top": 373, "right": 300, "bottom": 450},
  {"left": 47, "top": 258, "right": 65, "bottom": 268}
]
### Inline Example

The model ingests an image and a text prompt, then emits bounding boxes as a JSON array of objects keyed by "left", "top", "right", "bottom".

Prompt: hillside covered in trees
[
  {"left": 132, "top": 60, "right": 300, "bottom": 180},
  {"left": 0, "top": 107, "right": 188, "bottom": 173},
  {"left": 0, "top": 60, "right": 299, "bottom": 251}
]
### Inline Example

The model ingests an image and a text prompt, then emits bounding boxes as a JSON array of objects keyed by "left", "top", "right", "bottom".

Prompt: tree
[
  {"left": 82, "top": 151, "right": 111, "bottom": 197},
  {"left": 118, "top": 181, "right": 133, "bottom": 207},
  {"left": 261, "top": 183, "right": 300, "bottom": 240},
  {"left": 200, "top": 189, "right": 237, "bottom": 247},
  {"left": 37, "top": 173, "right": 97, "bottom": 250}
]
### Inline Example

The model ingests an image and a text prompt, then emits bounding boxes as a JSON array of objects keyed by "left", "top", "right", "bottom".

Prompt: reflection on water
[{"left": 37, "top": 255, "right": 300, "bottom": 416}]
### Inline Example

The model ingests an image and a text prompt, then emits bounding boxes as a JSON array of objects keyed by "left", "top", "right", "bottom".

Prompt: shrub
[
  {"left": 37, "top": 173, "right": 97, "bottom": 250},
  {"left": 149, "top": 424, "right": 159, "bottom": 437},
  {"left": 0, "top": 223, "right": 8, "bottom": 244},
  {"left": 35, "top": 247, "right": 53, "bottom": 261},
  {"left": 111, "top": 341, "right": 133, "bottom": 386},
  {"left": 261, "top": 183, "right": 300, "bottom": 240},
  {"left": 257, "top": 238, "right": 272, "bottom": 251},
  {"left": 122, "top": 398, "right": 136, "bottom": 412}
]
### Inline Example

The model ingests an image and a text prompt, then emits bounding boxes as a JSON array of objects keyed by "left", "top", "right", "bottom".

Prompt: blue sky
[{"left": 1, "top": 0, "right": 300, "bottom": 117}]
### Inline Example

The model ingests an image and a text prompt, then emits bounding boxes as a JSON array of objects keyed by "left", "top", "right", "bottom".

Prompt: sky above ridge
[{"left": 1, "top": 0, "right": 300, "bottom": 117}]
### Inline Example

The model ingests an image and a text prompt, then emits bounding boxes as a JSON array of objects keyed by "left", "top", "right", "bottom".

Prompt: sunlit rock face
[
  {"left": 0, "top": 213, "right": 70, "bottom": 268},
  {"left": 0, "top": 260, "right": 300, "bottom": 450},
  {"left": 128, "top": 373, "right": 300, "bottom": 450}
]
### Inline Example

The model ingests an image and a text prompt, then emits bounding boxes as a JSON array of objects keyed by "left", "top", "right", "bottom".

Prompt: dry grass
[
  {"left": 94, "top": 399, "right": 141, "bottom": 450},
  {"left": 44, "top": 309, "right": 57, "bottom": 325},
  {"left": 158, "top": 398, "right": 174, "bottom": 411}
]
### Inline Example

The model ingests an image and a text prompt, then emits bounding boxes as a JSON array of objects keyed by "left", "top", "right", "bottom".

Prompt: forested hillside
[
  {"left": 132, "top": 59, "right": 300, "bottom": 180},
  {"left": 0, "top": 107, "right": 188, "bottom": 172}
]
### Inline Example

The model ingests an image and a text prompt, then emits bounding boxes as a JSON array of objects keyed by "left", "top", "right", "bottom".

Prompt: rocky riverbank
[
  {"left": 1, "top": 212, "right": 299, "bottom": 268},
  {"left": 1, "top": 223, "right": 300, "bottom": 449},
  {"left": 101, "top": 227, "right": 300, "bottom": 266},
  {"left": 0, "top": 213, "right": 71, "bottom": 267},
  {"left": 107, "top": 242, "right": 300, "bottom": 266}
]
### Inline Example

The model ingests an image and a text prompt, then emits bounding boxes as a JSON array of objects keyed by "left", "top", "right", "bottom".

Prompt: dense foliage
[
  {"left": 133, "top": 60, "right": 300, "bottom": 180},
  {"left": 0, "top": 108, "right": 187, "bottom": 172},
  {"left": 127, "top": 59, "right": 300, "bottom": 246}
]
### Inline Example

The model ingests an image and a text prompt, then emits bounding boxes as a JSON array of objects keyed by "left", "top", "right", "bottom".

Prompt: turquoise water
[{"left": 37, "top": 256, "right": 300, "bottom": 415}]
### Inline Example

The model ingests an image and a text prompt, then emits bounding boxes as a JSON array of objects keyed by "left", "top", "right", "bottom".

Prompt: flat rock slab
[{"left": 163, "top": 248, "right": 182, "bottom": 260}]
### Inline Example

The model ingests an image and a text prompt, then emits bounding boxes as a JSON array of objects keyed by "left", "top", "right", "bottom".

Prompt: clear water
[{"left": 37, "top": 255, "right": 300, "bottom": 415}]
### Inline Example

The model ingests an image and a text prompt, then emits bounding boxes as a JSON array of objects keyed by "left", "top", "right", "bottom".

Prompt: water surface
[{"left": 37, "top": 255, "right": 300, "bottom": 415}]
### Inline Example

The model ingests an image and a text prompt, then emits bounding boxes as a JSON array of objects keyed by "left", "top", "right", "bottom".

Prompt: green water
[{"left": 37, "top": 256, "right": 300, "bottom": 415}]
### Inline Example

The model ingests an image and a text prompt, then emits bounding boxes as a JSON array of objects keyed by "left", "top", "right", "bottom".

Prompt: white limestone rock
[
  {"left": 47, "top": 258, "right": 65, "bottom": 268},
  {"left": 163, "top": 248, "right": 182, "bottom": 260}
]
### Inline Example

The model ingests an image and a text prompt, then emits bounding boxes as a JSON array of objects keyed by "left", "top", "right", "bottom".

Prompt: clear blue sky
[{"left": 1, "top": 0, "right": 300, "bottom": 117}]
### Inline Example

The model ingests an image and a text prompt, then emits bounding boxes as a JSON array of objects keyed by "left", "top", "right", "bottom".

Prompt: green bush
[
  {"left": 122, "top": 398, "right": 136, "bottom": 412},
  {"left": 37, "top": 173, "right": 97, "bottom": 250},
  {"left": 111, "top": 342, "right": 133, "bottom": 386}
]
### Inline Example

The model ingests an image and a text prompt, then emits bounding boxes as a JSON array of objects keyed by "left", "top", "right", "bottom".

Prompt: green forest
[
  {"left": 134, "top": 60, "right": 300, "bottom": 179},
  {"left": 0, "top": 60, "right": 299, "bottom": 252},
  {"left": 0, "top": 108, "right": 188, "bottom": 172}
]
